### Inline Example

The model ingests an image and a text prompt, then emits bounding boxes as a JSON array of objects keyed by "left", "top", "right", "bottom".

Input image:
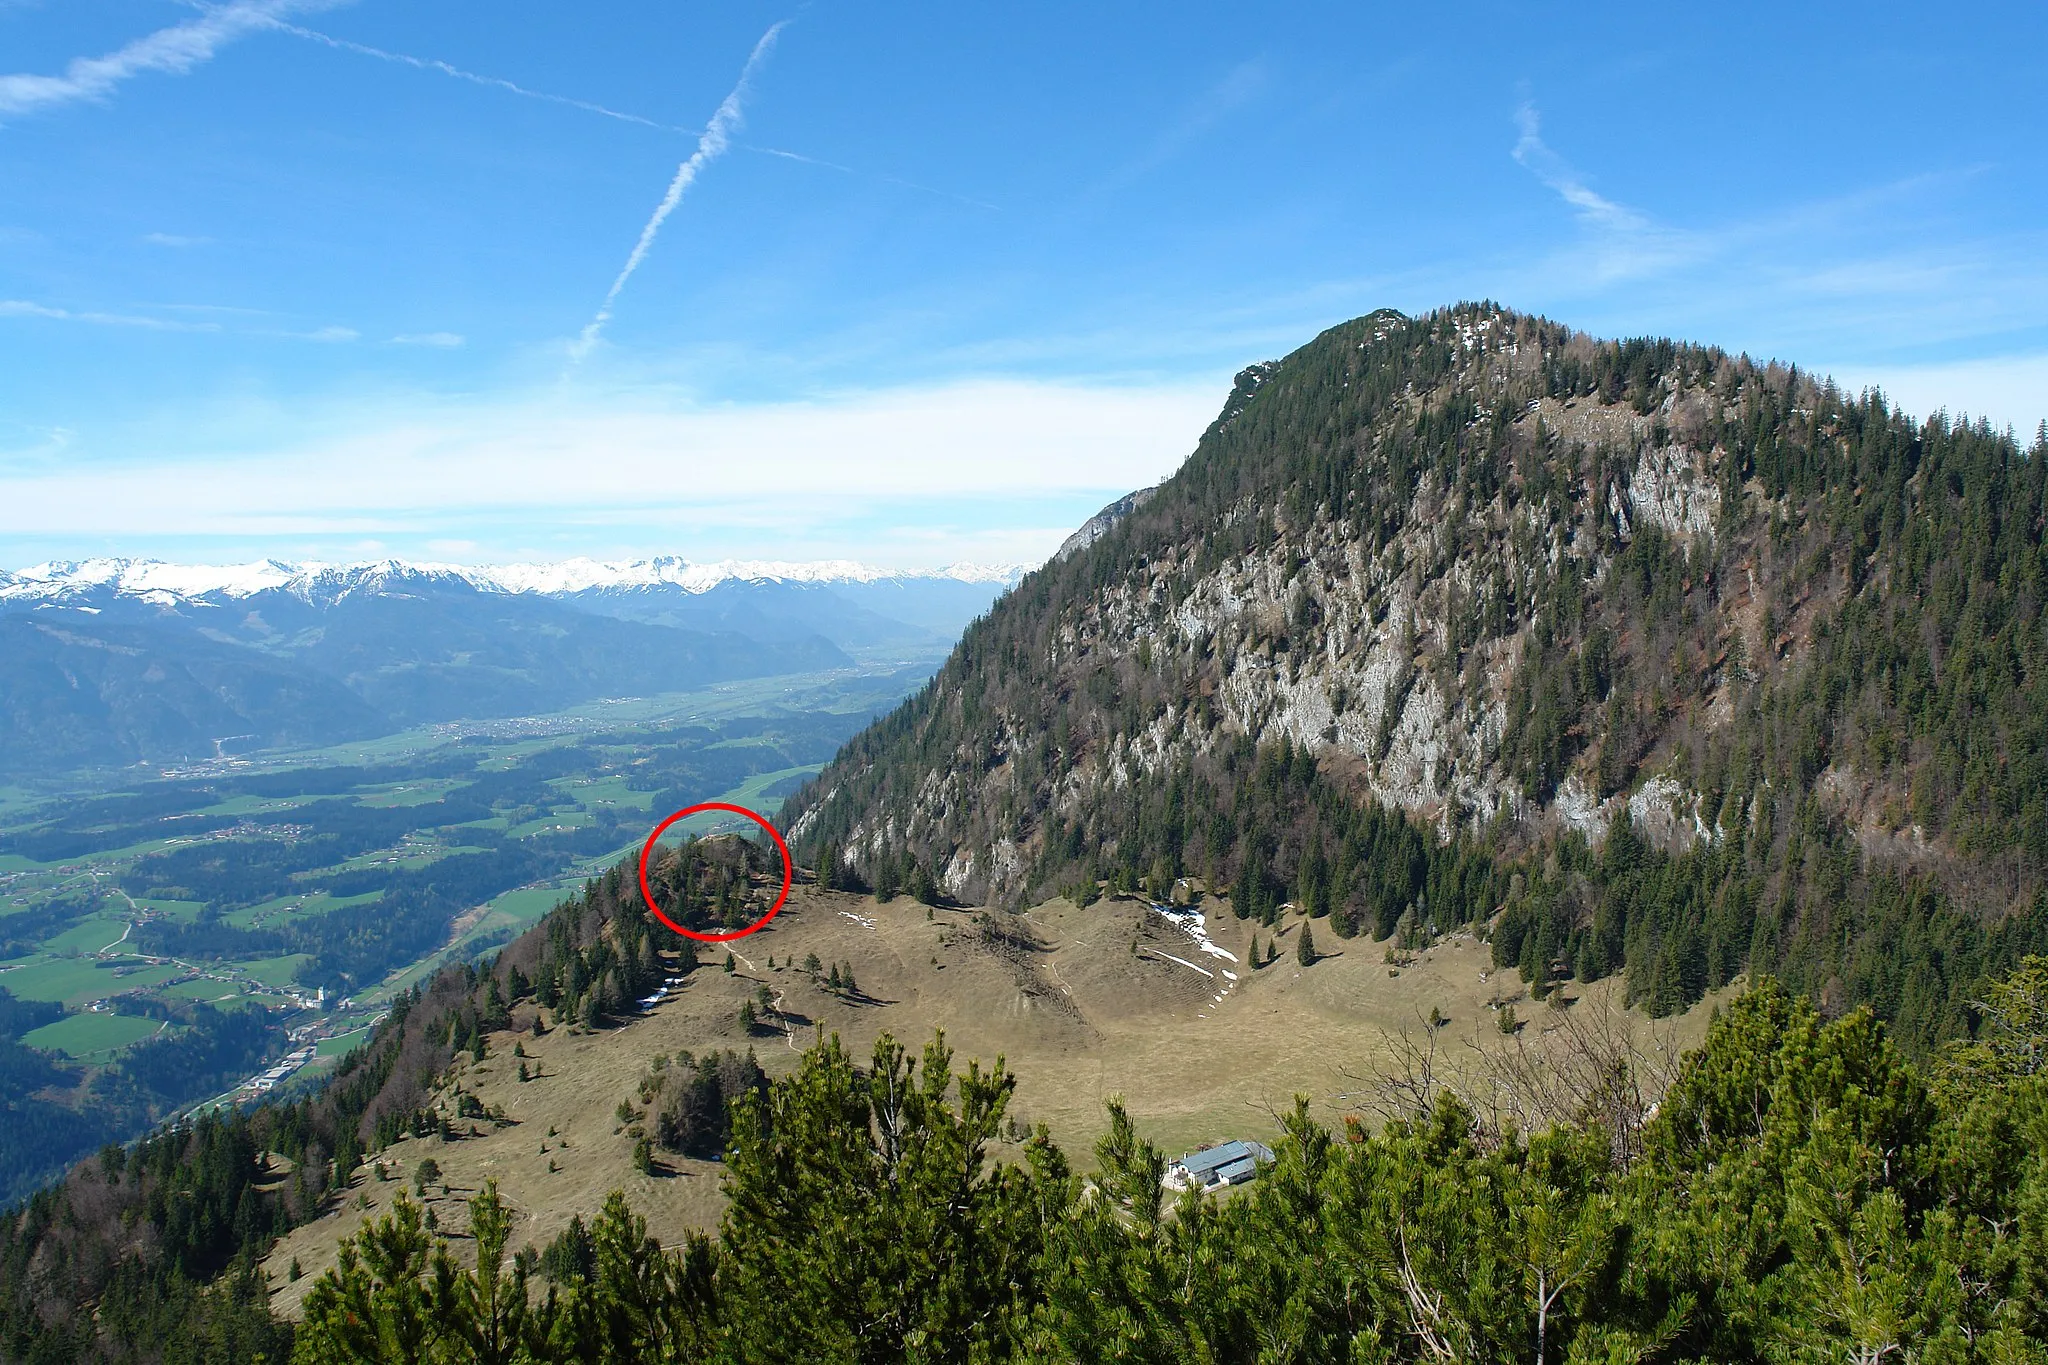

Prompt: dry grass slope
[{"left": 263, "top": 885, "right": 1726, "bottom": 1316}]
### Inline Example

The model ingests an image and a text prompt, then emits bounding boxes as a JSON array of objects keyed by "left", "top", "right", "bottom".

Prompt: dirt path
[
  {"left": 726, "top": 947, "right": 801, "bottom": 1051},
  {"left": 769, "top": 987, "right": 800, "bottom": 1051}
]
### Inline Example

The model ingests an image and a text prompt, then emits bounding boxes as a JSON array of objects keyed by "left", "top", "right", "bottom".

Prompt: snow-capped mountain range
[
  {"left": 0, "top": 556, "right": 1026, "bottom": 607},
  {"left": 0, "top": 556, "right": 1027, "bottom": 774}
]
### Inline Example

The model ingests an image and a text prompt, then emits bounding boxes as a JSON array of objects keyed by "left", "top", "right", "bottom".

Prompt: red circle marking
[{"left": 637, "top": 802, "right": 793, "bottom": 943}]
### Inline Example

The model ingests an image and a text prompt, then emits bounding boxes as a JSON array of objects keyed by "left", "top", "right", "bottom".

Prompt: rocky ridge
[{"left": 785, "top": 302, "right": 2048, "bottom": 1020}]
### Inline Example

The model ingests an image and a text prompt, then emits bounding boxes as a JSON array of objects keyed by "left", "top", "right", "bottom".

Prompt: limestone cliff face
[
  {"left": 784, "top": 304, "right": 2046, "bottom": 921},
  {"left": 1054, "top": 486, "right": 1158, "bottom": 563}
]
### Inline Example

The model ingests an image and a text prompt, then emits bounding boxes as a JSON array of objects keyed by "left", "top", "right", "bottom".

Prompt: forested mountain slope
[{"left": 785, "top": 304, "right": 2048, "bottom": 1042}]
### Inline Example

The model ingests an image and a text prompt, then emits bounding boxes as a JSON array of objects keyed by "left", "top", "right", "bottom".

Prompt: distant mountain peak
[
  {"left": 470, "top": 557, "right": 1029, "bottom": 596},
  {"left": 0, "top": 556, "right": 1030, "bottom": 607}
]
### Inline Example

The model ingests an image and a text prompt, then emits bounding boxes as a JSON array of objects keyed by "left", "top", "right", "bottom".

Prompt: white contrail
[
  {"left": 570, "top": 22, "right": 786, "bottom": 363},
  {"left": 267, "top": 22, "right": 994, "bottom": 214},
  {"left": 268, "top": 22, "right": 690, "bottom": 133},
  {"left": 1511, "top": 102, "right": 1646, "bottom": 232},
  {"left": 0, "top": 0, "right": 336, "bottom": 116}
]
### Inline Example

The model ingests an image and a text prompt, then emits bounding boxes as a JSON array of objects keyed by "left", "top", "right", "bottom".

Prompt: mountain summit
[{"left": 787, "top": 303, "right": 2048, "bottom": 1035}]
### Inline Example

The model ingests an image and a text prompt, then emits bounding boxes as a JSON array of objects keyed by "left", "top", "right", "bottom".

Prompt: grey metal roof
[
  {"left": 1212, "top": 1156, "right": 1259, "bottom": 1185},
  {"left": 1173, "top": 1139, "right": 1274, "bottom": 1179}
]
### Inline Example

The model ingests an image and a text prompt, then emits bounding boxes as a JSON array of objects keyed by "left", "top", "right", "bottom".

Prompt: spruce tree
[{"left": 1297, "top": 922, "right": 1316, "bottom": 966}]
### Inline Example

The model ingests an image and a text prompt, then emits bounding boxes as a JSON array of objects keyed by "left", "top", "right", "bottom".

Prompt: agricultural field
[{"left": 0, "top": 661, "right": 921, "bottom": 1204}]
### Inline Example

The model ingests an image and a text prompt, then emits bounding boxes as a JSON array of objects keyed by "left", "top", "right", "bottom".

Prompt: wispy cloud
[
  {"left": 141, "top": 232, "right": 212, "bottom": 248},
  {"left": 0, "top": 377, "right": 1219, "bottom": 563},
  {"left": 1490, "top": 116, "right": 2048, "bottom": 356},
  {"left": 391, "top": 331, "right": 464, "bottom": 348},
  {"left": 1, "top": 297, "right": 374, "bottom": 343},
  {"left": 1501, "top": 100, "right": 1722, "bottom": 288},
  {"left": 1511, "top": 102, "right": 1645, "bottom": 231},
  {"left": 0, "top": 299, "right": 220, "bottom": 331},
  {"left": 750, "top": 145, "right": 1001, "bottom": 212},
  {"left": 1085, "top": 60, "right": 1267, "bottom": 203},
  {"left": 571, "top": 22, "right": 788, "bottom": 363},
  {"left": 0, "top": 0, "right": 336, "bottom": 116},
  {"left": 267, "top": 22, "right": 687, "bottom": 133}
]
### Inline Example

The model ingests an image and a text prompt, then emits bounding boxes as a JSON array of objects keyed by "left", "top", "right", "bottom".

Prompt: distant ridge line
[{"left": 0, "top": 555, "right": 1031, "bottom": 604}]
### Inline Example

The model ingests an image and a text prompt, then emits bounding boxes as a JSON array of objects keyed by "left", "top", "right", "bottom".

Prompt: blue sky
[{"left": 2, "top": 0, "right": 2043, "bottom": 568}]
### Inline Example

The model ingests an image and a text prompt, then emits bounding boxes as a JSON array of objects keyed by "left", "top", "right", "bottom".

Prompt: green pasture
[
  {"left": 550, "top": 774, "right": 651, "bottom": 810},
  {"left": 0, "top": 786, "right": 43, "bottom": 818},
  {"left": 159, "top": 978, "right": 249, "bottom": 1005},
  {"left": 0, "top": 957, "right": 179, "bottom": 1004},
  {"left": 20, "top": 1010, "right": 162, "bottom": 1058},
  {"left": 721, "top": 764, "right": 823, "bottom": 809},
  {"left": 635, "top": 766, "right": 819, "bottom": 851},
  {"left": 41, "top": 914, "right": 135, "bottom": 955},
  {"left": 235, "top": 954, "right": 313, "bottom": 988},
  {"left": 355, "top": 780, "right": 465, "bottom": 808},
  {"left": 226, "top": 890, "right": 379, "bottom": 929},
  {"left": 482, "top": 735, "right": 586, "bottom": 764},
  {"left": 504, "top": 811, "right": 593, "bottom": 839},
  {"left": 484, "top": 887, "right": 574, "bottom": 926},
  {"left": 137, "top": 898, "right": 205, "bottom": 922},
  {"left": 449, "top": 816, "right": 510, "bottom": 832},
  {"left": 314, "top": 1024, "right": 375, "bottom": 1058}
]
